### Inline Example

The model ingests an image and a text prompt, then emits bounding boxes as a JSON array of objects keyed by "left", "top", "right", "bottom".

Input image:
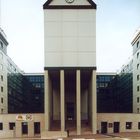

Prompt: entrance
[
  {"left": 22, "top": 122, "right": 28, "bottom": 135},
  {"left": 67, "top": 103, "right": 74, "bottom": 120},
  {"left": 113, "top": 122, "right": 120, "bottom": 133},
  {"left": 34, "top": 122, "right": 40, "bottom": 134},
  {"left": 101, "top": 122, "right": 107, "bottom": 134}
]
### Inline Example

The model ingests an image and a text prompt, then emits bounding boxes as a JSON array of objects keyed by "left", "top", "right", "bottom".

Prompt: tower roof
[{"left": 43, "top": 0, "right": 97, "bottom": 9}]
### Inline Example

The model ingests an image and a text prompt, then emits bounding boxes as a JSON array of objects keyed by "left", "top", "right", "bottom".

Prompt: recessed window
[
  {"left": 0, "top": 64, "right": 3, "bottom": 70},
  {"left": 137, "top": 97, "right": 139, "bottom": 103},
  {"left": 0, "top": 53, "right": 3, "bottom": 59},
  {"left": 137, "top": 75, "right": 140, "bottom": 81},
  {"left": 0, "top": 123, "right": 3, "bottom": 130},
  {"left": 0, "top": 75, "right": 3, "bottom": 81},
  {"left": 137, "top": 41, "right": 139, "bottom": 48},
  {"left": 1, "top": 109, "right": 3, "bottom": 114},
  {"left": 126, "top": 122, "right": 132, "bottom": 129},
  {"left": 137, "top": 108, "right": 140, "bottom": 113},
  {"left": 0, "top": 42, "right": 3, "bottom": 49},
  {"left": 9, "top": 122, "right": 15, "bottom": 130},
  {"left": 137, "top": 64, "right": 139, "bottom": 70},
  {"left": 138, "top": 122, "right": 140, "bottom": 129},
  {"left": 1, "top": 98, "right": 3, "bottom": 104},
  {"left": 137, "top": 52, "right": 140, "bottom": 59},
  {"left": 1, "top": 87, "right": 3, "bottom": 92},
  {"left": 137, "top": 86, "right": 140, "bottom": 92}
]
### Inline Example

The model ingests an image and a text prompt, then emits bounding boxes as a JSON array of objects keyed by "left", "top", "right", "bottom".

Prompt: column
[
  {"left": 91, "top": 70, "right": 97, "bottom": 134},
  {"left": 76, "top": 70, "right": 81, "bottom": 135},
  {"left": 60, "top": 70, "right": 65, "bottom": 132},
  {"left": 44, "top": 70, "right": 50, "bottom": 131}
]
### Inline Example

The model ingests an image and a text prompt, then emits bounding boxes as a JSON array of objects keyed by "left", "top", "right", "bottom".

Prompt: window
[
  {"left": 0, "top": 75, "right": 3, "bottom": 81},
  {"left": 137, "top": 41, "right": 139, "bottom": 48},
  {"left": 138, "top": 122, "right": 140, "bottom": 129},
  {"left": 1, "top": 87, "right": 3, "bottom": 92},
  {"left": 0, "top": 64, "right": 3, "bottom": 70},
  {"left": 137, "top": 52, "right": 140, "bottom": 59},
  {"left": 0, "top": 123, "right": 3, "bottom": 130},
  {"left": 1, "top": 98, "right": 3, "bottom": 104},
  {"left": 126, "top": 122, "right": 132, "bottom": 129},
  {"left": 137, "top": 97, "right": 139, "bottom": 103},
  {"left": 9, "top": 122, "right": 15, "bottom": 130},
  {"left": 0, "top": 42, "right": 3, "bottom": 49},
  {"left": 137, "top": 108, "right": 140, "bottom": 113},
  {"left": 137, "top": 64, "right": 139, "bottom": 70},
  {"left": 0, "top": 53, "right": 3, "bottom": 59},
  {"left": 1, "top": 109, "right": 3, "bottom": 114},
  {"left": 137, "top": 75, "right": 140, "bottom": 81},
  {"left": 34, "top": 122, "right": 40, "bottom": 134},
  {"left": 137, "top": 86, "right": 140, "bottom": 92}
]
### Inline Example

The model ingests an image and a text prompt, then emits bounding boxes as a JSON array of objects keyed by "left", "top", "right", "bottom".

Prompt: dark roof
[{"left": 43, "top": 0, "right": 97, "bottom": 9}]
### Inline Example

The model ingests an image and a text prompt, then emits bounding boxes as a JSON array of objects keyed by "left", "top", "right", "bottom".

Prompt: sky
[{"left": 1, "top": 0, "right": 140, "bottom": 73}]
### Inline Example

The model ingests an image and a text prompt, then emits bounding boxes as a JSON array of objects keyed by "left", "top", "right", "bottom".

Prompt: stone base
[{"left": 41, "top": 131, "right": 67, "bottom": 139}]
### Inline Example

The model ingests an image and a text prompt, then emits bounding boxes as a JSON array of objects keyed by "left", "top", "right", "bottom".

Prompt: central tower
[{"left": 43, "top": 0, "right": 97, "bottom": 136}]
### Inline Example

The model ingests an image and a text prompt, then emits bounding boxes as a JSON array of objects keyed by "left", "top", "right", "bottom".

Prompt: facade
[
  {"left": 131, "top": 28, "right": 140, "bottom": 113},
  {"left": 7, "top": 57, "right": 24, "bottom": 113},
  {"left": 23, "top": 73, "right": 44, "bottom": 113},
  {"left": 43, "top": 0, "right": 97, "bottom": 136},
  {"left": 0, "top": 0, "right": 139, "bottom": 138},
  {"left": 0, "top": 28, "right": 8, "bottom": 114}
]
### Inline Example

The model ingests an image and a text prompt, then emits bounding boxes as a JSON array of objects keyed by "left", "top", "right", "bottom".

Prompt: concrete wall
[
  {"left": 0, "top": 114, "right": 44, "bottom": 138},
  {"left": 44, "top": 1, "right": 96, "bottom": 67},
  {"left": 97, "top": 113, "right": 140, "bottom": 133}
]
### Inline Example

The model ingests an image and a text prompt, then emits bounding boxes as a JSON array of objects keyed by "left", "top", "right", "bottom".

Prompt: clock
[{"left": 65, "top": 0, "right": 74, "bottom": 4}]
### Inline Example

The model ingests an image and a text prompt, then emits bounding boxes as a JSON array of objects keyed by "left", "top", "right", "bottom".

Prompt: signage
[{"left": 16, "top": 114, "right": 33, "bottom": 121}]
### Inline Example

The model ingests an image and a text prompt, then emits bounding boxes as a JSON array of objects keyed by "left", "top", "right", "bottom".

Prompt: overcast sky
[{"left": 1, "top": 0, "right": 140, "bottom": 73}]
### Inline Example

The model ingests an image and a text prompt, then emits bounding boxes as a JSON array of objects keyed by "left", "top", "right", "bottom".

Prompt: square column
[
  {"left": 60, "top": 70, "right": 65, "bottom": 132},
  {"left": 44, "top": 70, "right": 50, "bottom": 131},
  {"left": 91, "top": 70, "right": 97, "bottom": 134},
  {"left": 76, "top": 70, "right": 81, "bottom": 135}
]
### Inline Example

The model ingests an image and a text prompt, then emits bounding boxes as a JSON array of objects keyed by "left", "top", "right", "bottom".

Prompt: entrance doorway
[
  {"left": 101, "top": 122, "right": 107, "bottom": 134},
  {"left": 22, "top": 122, "right": 28, "bottom": 135},
  {"left": 113, "top": 122, "right": 120, "bottom": 133},
  {"left": 34, "top": 122, "right": 40, "bottom": 135},
  {"left": 66, "top": 103, "right": 74, "bottom": 120}
]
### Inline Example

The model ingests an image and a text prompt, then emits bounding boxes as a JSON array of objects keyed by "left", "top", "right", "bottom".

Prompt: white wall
[
  {"left": 44, "top": 8, "right": 96, "bottom": 67},
  {"left": 132, "top": 32, "right": 140, "bottom": 113}
]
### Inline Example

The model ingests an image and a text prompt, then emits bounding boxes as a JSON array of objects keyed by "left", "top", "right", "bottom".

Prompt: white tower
[{"left": 43, "top": 0, "right": 97, "bottom": 138}]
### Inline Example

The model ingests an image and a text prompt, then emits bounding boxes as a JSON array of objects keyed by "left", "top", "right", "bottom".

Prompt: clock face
[{"left": 65, "top": 0, "right": 74, "bottom": 4}]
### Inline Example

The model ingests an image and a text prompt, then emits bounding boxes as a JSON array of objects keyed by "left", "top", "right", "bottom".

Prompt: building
[
  {"left": 0, "top": 0, "right": 140, "bottom": 138},
  {"left": 23, "top": 73, "right": 44, "bottom": 113},
  {"left": 131, "top": 28, "right": 140, "bottom": 113},
  {"left": 0, "top": 28, "right": 8, "bottom": 114},
  {"left": 43, "top": 0, "right": 97, "bottom": 136}
]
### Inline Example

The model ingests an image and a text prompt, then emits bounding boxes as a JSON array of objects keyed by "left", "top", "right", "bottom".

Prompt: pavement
[{"left": 1, "top": 133, "right": 140, "bottom": 140}]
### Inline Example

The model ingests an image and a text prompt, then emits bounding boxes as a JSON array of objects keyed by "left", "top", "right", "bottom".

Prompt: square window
[
  {"left": 9, "top": 122, "right": 15, "bottom": 130},
  {"left": 126, "top": 122, "right": 132, "bottom": 129},
  {"left": 0, "top": 123, "right": 3, "bottom": 130}
]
